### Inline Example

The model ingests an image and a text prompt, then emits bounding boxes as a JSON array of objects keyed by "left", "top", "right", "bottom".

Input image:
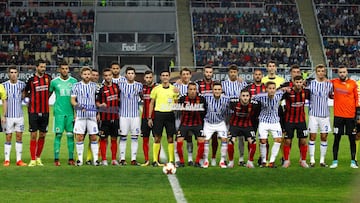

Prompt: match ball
[
  {"left": 163, "top": 163, "right": 176, "bottom": 175},
  {"left": 23, "top": 97, "right": 30, "bottom": 104}
]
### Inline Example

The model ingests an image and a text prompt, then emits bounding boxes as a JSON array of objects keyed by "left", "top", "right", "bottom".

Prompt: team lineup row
[{"left": 0, "top": 60, "right": 359, "bottom": 169}]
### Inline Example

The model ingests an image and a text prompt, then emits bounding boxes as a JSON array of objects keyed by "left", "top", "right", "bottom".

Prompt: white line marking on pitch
[{"left": 167, "top": 174, "right": 187, "bottom": 203}]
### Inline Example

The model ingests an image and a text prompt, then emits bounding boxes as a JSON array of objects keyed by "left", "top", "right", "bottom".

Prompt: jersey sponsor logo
[
  {"left": 106, "top": 95, "right": 118, "bottom": 101},
  {"left": 35, "top": 85, "right": 49, "bottom": 91}
]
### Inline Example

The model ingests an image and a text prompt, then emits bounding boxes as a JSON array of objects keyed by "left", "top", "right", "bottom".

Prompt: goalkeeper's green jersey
[{"left": 50, "top": 76, "right": 78, "bottom": 116}]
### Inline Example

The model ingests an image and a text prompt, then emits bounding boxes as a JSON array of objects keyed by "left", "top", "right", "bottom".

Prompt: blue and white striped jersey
[
  {"left": 71, "top": 81, "right": 98, "bottom": 118},
  {"left": 112, "top": 76, "right": 126, "bottom": 84},
  {"left": 204, "top": 94, "right": 230, "bottom": 124},
  {"left": 3, "top": 80, "right": 25, "bottom": 118},
  {"left": 221, "top": 79, "right": 247, "bottom": 99},
  {"left": 253, "top": 91, "right": 284, "bottom": 124},
  {"left": 173, "top": 83, "right": 189, "bottom": 97},
  {"left": 307, "top": 79, "right": 333, "bottom": 117},
  {"left": 118, "top": 81, "right": 143, "bottom": 117}
]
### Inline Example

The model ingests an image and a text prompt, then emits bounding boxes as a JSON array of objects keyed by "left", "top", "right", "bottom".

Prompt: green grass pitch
[{"left": 0, "top": 107, "right": 359, "bottom": 202}]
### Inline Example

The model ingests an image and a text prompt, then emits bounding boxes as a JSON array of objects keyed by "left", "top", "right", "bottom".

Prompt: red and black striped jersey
[
  {"left": 196, "top": 79, "right": 213, "bottom": 96},
  {"left": 230, "top": 100, "right": 260, "bottom": 127},
  {"left": 96, "top": 83, "right": 120, "bottom": 120},
  {"left": 25, "top": 73, "right": 52, "bottom": 113},
  {"left": 178, "top": 94, "right": 207, "bottom": 126},
  {"left": 282, "top": 88, "right": 310, "bottom": 123},
  {"left": 246, "top": 83, "right": 266, "bottom": 97},
  {"left": 142, "top": 83, "right": 156, "bottom": 119}
]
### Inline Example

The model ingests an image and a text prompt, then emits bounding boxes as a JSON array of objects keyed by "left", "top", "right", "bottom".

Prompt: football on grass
[{"left": 163, "top": 163, "right": 176, "bottom": 175}]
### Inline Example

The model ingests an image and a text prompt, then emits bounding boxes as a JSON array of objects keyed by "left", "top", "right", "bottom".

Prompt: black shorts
[
  {"left": 29, "top": 113, "right": 49, "bottom": 132},
  {"left": 141, "top": 118, "right": 152, "bottom": 137},
  {"left": 357, "top": 124, "right": 360, "bottom": 134},
  {"left": 99, "top": 120, "right": 119, "bottom": 138},
  {"left": 177, "top": 125, "right": 204, "bottom": 139},
  {"left": 153, "top": 112, "right": 176, "bottom": 137},
  {"left": 284, "top": 122, "right": 308, "bottom": 139},
  {"left": 334, "top": 117, "right": 356, "bottom": 136},
  {"left": 229, "top": 126, "right": 256, "bottom": 140}
]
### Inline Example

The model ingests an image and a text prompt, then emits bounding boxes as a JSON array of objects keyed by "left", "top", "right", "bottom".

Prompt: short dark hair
[
  {"left": 110, "top": 61, "right": 120, "bottom": 68},
  {"left": 204, "top": 64, "right": 213, "bottom": 69},
  {"left": 213, "top": 81, "right": 222, "bottom": 88},
  {"left": 160, "top": 70, "right": 170, "bottom": 75},
  {"left": 58, "top": 60, "right": 68, "bottom": 68},
  {"left": 180, "top": 67, "right": 191, "bottom": 75},
  {"left": 8, "top": 65, "right": 18, "bottom": 73},
  {"left": 35, "top": 59, "right": 46, "bottom": 67},
  {"left": 188, "top": 82, "right": 197, "bottom": 89},
  {"left": 228, "top": 64, "right": 238, "bottom": 72},
  {"left": 144, "top": 70, "right": 153, "bottom": 75},
  {"left": 265, "top": 81, "right": 276, "bottom": 87},
  {"left": 290, "top": 64, "right": 300, "bottom": 72},
  {"left": 102, "top": 68, "right": 112, "bottom": 73},
  {"left": 125, "top": 66, "right": 136, "bottom": 74},
  {"left": 267, "top": 60, "right": 276, "bottom": 67},
  {"left": 293, "top": 75, "right": 303, "bottom": 81}
]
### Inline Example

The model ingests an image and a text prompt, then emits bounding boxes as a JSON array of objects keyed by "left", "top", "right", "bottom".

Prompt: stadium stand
[
  {"left": 191, "top": 1, "right": 311, "bottom": 68},
  {"left": 314, "top": 0, "right": 360, "bottom": 68}
]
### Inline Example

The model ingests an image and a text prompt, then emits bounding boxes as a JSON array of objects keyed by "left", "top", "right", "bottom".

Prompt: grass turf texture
[{"left": 0, "top": 107, "right": 359, "bottom": 203}]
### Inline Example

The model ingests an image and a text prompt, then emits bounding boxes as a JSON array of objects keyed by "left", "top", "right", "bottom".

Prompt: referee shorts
[{"left": 152, "top": 111, "right": 176, "bottom": 137}]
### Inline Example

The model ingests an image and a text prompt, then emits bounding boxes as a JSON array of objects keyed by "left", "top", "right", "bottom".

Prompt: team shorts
[
  {"left": 29, "top": 113, "right": 49, "bottom": 132},
  {"left": 73, "top": 117, "right": 98, "bottom": 135},
  {"left": 141, "top": 118, "right": 152, "bottom": 137},
  {"left": 152, "top": 111, "right": 176, "bottom": 137},
  {"left": 357, "top": 124, "right": 360, "bottom": 134},
  {"left": 333, "top": 117, "right": 356, "bottom": 136},
  {"left": 203, "top": 121, "right": 227, "bottom": 140},
  {"left": 284, "top": 122, "right": 308, "bottom": 139},
  {"left": 258, "top": 122, "right": 282, "bottom": 140},
  {"left": 54, "top": 114, "right": 74, "bottom": 134},
  {"left": 177, "top": 125, "right": 204, "bottom": 139},
  {"left": 119, "top": 117, "right": 141, "bottom": 136},
  {"left": 99, "top": 119, "right": 120, "bottom": 138},
  {"left": 5, "top": 117, "right": 24, "bottom": 134},
  {"left": 308, "top": 116, "right": 331, "bottom": 134},
  {"left": 229, "top": 126, "right": 256, "bottom": 140}
]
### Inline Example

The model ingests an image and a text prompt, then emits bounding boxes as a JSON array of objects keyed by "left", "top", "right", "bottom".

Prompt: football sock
[
  {"left": 333, "top": 134, "right": 341, "bottom": 160},
  {"left": 204, "top": 142, "right": 209, "bottom": 161},
  {"left": 309, "top": 140, "right": 315, "bottom": 163},
  {"left": 174, "top": 141, "right": 179, "bottom": 162},
  {"left": 300, "top": 144, "right": 308, "bottom": 161},
  {"left": 269, "top": 142, "right": 281, "bottom": 163},
  {"left": 238, "top": 136, "right": 245, "bottom": 161},
  {"left": 283, "top": 145, "right": 290, "bottom": 161},
  {"left": 249, "top": 143, "right": 256, "bottom": 161},
  {"left": 153, "top": 143, "right": 160, "bottom": 162},
  {"left": 66, "top": 133, "right": 74, "bottom": 160},
  {"left": 177, "top": 141, "right": 184, "bottom": 163},
  {"left": 168, "top": 143, "right": 174, "bottom": 163},
  {"left": 91, "top": 141, "right": 99, "bottom": 163},
  {"left": 15, "top": 141, "right": 23, "bottom": 162},
  {"left": 76, "top": 142, "right": 84, "bottom": 162},
  {"left": 211, "top": 136, "right": 218, "bottom": 158},
  {"left": 187, "top": 141, "right": 193, "bottom": 162},
  {"left": 86, "top": 142, "right": 92, "bottom": 161},
  {"left": 111, "top": 138, "right": 117, "bottom": 160},
  {"left": 30, "top": 140, "right": 36, "bottom": 160},
  {"left": 320, "top": 141, "right": 327, "bottom": 163},
  {"left": 100, "top": 139, "right": 107, "bottom": 161},
  {"left": 220, "top": 142, "right": 227, "bottom": 162},
  {"left": 349, "top": 134, "right": 356, "bottom": 161},
  {"left": 266, "top": 142, "right": 270, "bottom": 160},
  {"left": 36, "top": 137, "right": 45, "bottom": 157},
  {"left": 143, "top": 137, "right": 149, "bottom": 161},
  {"left": 196, "top": 142, "right": 204, "bottom": 163},
  {"left": 355, "top": 140, "right": 360, "bottom": 161},
  {"left": 4, "top": 142, "right": 11, "bottom": 161},
  {"left": 54, "top": 133, "right": 62, "bottom": 160},
  {"left": 131, "top": 135, "right": 138, "bottom": 161},
  {"left": 119, "top": 136, "right": 127, "bottom": 160},
  {"left": 227, "top": 143, "right": 234, "bottom": 161},
  {"left": 260, "top": 143, "right": 267, "bottom": 163}
]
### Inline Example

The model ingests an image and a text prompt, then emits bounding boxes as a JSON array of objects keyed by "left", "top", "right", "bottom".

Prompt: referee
[{"left": 148, "top": 70, "right": 179, "bottom": 167}]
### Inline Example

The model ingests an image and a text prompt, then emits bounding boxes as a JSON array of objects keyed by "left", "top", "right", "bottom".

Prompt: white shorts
[
  {"left": 308, "top": 115, "right": 331, "bottom": 133},
  {"left": 73, "top": 117, "right": 99, "bottom": 135},
  {"left": 119, "top": 117, "right": 141, "bottom": 135},
  {"left": 4, "top": 117, "right": 24, "bottom": 133},
  {"left": 258, "top": 122, "right": 282, "bottom": 140},
  {"left": 203, "top": 121, "right": 227, "bottom": 140}
]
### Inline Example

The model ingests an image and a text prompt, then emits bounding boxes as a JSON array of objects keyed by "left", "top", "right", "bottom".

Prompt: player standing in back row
[{"left": 25, "top": 59, "right": 52, "bottom": 167}]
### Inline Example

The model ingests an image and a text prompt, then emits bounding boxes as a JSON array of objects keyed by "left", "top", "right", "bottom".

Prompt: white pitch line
[{"left": 167, "top": 174, "right": 187, "bottom": 203}]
